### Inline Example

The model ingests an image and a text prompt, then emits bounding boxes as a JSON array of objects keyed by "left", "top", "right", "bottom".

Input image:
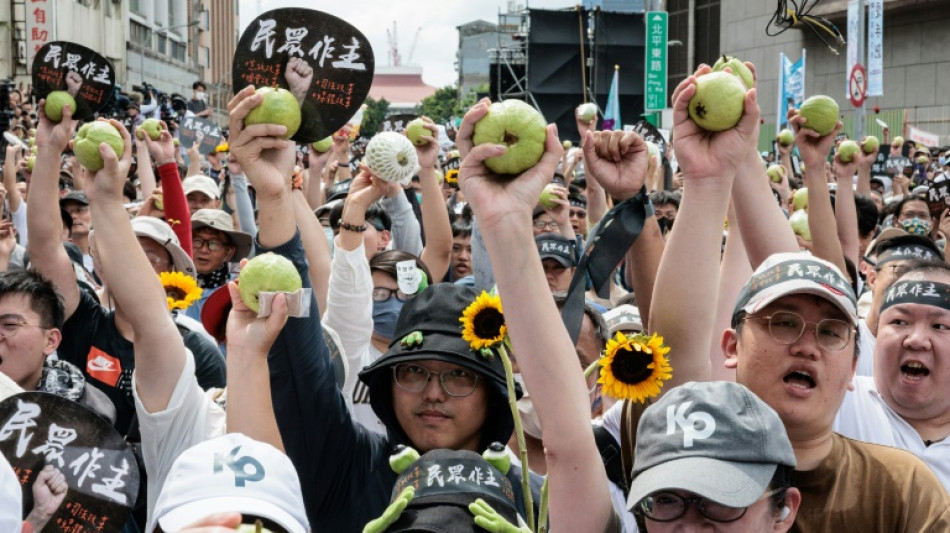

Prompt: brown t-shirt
[{"left": 791, "top": 433, "right": 950, "bottom": 532}]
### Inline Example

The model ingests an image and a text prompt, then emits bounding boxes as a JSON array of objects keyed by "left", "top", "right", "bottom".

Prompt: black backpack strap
[{"left": 593, "top": 424, "right": 628, "bottom": 497}]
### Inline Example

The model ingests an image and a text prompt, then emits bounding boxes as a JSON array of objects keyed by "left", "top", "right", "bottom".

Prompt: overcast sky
[{"left": 238, "top": 0, "right": 575, "bottom": 88}]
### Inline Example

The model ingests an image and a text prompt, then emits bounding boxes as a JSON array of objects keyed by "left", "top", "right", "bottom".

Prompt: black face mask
[{"left": 657, "top": 217, "right": 674, "bottom": 234}]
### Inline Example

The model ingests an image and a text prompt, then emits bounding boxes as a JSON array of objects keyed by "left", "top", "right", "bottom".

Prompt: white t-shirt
[
  {"left": 835, "top": 376, "right": 950, "bottom": 491},
  {"left": 323, "top": 241, "right": 387, "bottom": 434},
  {"left": 133, "top": 350, "right": 226, "bottom": 531},
  {"left": 855, "top": 319, "right": 876, "bottom": 378}
]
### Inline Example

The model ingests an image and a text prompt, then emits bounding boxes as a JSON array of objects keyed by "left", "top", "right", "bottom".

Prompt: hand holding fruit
[
  {"left": 788, "top": 102, "right": 842, "bottom": 171},
  {"left": 141, "top": 120, "right": 177, "bottom": 166},
  {"left": 406, "top": 117, "right": 440, "bottom": 169},
  {"left": 539, "top": 184, "right": 570, "bottom": 227},
  {"left": 82, "top": 119, "right": 132, "bottom": 205},
  {"left": 457, "top": 98, "right": 562, "bottom": 229},
  {"left": 582, "top": 130, "right": 649, "bottom": 201},
  {"left": 228, "top": 85, "right": 296, "bottom": 200},
  {"left": 138, "top": 187, "right": 165, "bottom": 218},
  {"left": 227, "top": 270, "right": 291, "bottom": 356},
  {"left": 35, "top": 98, "right": 77, "bottom": 154},
  {"left": 671, "top": 64, "right": 760, "bottom": 181},
  {"left": 344, "top": 164, "right": 391, "bottom": 213},
  {"left": 833, "top": 142, "right": 858, "bottom": 180}
]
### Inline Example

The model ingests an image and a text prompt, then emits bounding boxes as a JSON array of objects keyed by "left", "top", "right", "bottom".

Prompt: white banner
[
  {"left": 867, "top": 0, "right": 884, "bottom": 96},
  {"left": 846, "top": 0, "right": 859, "bottom": 100},
  {"left": 25, "top": 0, "right": 55, "bottom": 73},
  {"left": 908, "top": 126, "right": 940, "bottom": 148}
]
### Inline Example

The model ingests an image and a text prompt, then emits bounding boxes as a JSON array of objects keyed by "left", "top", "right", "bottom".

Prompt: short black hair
[
  {"left": 452, "top": 219, "right": 472, "bottom": 239},
  {"left": 0, "top": 270, "right": 65, "bottom": 329},
  {"left": 893, "top": 194, "right": 929, "bottom": 219},
  {"left": 192, "top": 81, "right": 206, "bottom": 90},
  {"left": 649, "top": 190, "right": 681, "bottom": 209},
  {"left": 854, "top": 194, "right": 879, "bottom": 238}
]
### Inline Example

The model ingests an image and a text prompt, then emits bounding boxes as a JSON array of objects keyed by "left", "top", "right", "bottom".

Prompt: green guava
[
  {"left": 173, "top": 138, "right": 180, "bottom": 147},
  {"left": 26, "top": 156, "right": 35, "bottom": 172},
  {"left": 472, "top": 99, "right": 548, "bottom": 176},
  {"left": 687, "top": 72, "right": 746, "bottom": 132},
  {"left": 766, "top": 164, "right": 786, "bottom": 183},
  {"left": 837, "top": 140, "right": 860, "bottom": 163},
  {"left": 562, "top": 140, "right": 572, "bottom": 150},
  {"left": 74, "top": 121, "right": 125, "bottom": 172},
  {"left": 406, "top": 118, "right": 429, "bottom": 146},
  {"left": 918, "top": 155, "right": 930, "bottom": 165},
  {"left": 861, "top": 135, "right": 880, "bottom": 154},
  {"left": 712, "top": 55, "right": 754, "bottom": 89},
  {"left": 243, "top": 87, "right": 302, "bottom": 140},
  {"left": 577, "top": 103, "right": 597, "bottom": 123},
  {"left": 137, "top": 118, "right": 162, "bottom": 141},
  {"left": 792, "top": 187, "right": 808, "bottom": 212},
  {"left": 538, "top": 183, "right": 559, "bottom": 209},
  {"left": 893, "top": 136, "right": 904, "bottom": 147},
  {"left": 777, "top": 128, "right": 795, "bottom": 146},
  {"left": 798, "top": 95, "right": 839, "bottom": 136},
  {"left": 311, "top": 136, "right": 332, "bottom": 152},
  {"left": 789, "top": 209, "right": 811, "bottom": 241},
  {"left": 44, "top": 91, "right": 76, "bottom": 123},
  {"left": 238, "top": 252, "right": 303, "bottom": 313}
]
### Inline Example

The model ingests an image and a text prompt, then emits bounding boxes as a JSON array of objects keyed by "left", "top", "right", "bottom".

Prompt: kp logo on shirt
[
  {"left": 666, "top": 401, "right": 716, "bottom": 448},
  {"left": 86, "top": 347, "right": 122, "bottom": 386}
]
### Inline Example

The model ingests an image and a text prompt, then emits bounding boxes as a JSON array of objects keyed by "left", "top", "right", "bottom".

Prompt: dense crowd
[{"left": 0, "top": 59, "right": 949, "bottom": 533}]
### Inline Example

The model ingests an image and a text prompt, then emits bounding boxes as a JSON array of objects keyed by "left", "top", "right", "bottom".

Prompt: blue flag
[{"left": 602, "top": 66, "right": 621, "bottom": 131}]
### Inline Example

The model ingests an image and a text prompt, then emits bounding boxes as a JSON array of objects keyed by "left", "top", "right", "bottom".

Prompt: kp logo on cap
[
  {"left": 666, "top": 402, "right": 715, "bottom": 448},
  {"left": 214, "top": 446, "right": 265, "bottom": 487}
]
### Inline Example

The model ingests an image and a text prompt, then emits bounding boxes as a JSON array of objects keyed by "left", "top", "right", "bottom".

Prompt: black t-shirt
[
  {"left": 58, "top": 291, "right": 226, "bottom": 436},
  {"left": 187, "top": 98, "right": 208, "bottom": 115}
]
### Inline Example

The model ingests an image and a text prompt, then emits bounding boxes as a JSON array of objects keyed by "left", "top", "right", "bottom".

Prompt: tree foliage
[
  {"left": 417, "top": 85, "right": 460, "bottom": 124},
  {"left": 361, "top": 96, "right": 390, "bottom": 136}
]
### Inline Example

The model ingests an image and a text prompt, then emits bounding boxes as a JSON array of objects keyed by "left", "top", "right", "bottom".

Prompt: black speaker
[{"left": 524, "top": 8, "right": 646, "bottom": 144}]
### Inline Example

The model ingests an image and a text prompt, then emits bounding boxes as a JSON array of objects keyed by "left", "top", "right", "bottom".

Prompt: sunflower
[
  {"left": 160, "top": 271, "right": 203, "bottom": 312},
  {"left": 459, "top": 291, "right": 507, "bottom": 352},
  {"left": 445, "top": 168, "right": 459, "bottom": 185},
  {"left": 598, "top": 332, "right": 672, "bottom": 403}
]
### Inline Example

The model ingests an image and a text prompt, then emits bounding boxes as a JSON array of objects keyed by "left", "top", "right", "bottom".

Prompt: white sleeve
[
  {"left": 10, "top": 201, "right": 27, "bottom": 247},
  {"left": 134, "top": 350, "right": 226, "bottom": 531},
  {"left": 322, "top": 240, "right": 374, "bottom": 402}
]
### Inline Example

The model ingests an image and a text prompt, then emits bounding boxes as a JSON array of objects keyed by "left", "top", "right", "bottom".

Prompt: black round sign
[{"left": 30, "top": 41, "right": 117, "bottom": 121}]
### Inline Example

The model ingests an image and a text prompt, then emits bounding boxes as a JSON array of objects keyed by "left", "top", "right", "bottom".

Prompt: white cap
[
  {"left": 0, "top": 452, "right": 22, "bottom": 533},
  {"left": 182, "top": 175, "right": 221, "bottom": 200},
  {"left": 151, "top": 434, "right": 309, "bottom": 533}
]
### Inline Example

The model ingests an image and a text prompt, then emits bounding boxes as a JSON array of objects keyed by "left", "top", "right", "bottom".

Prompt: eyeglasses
[
  {"left": 569, "top": 209, "right": 587, "bottom": 219},
  {"left": 742, "top": 310, "right": 853, "bottom": 351},
  {"left": 392, "top": 363, "right": 480, "bottom": 397},
  {"left": 533, "top": 220, "right": 559, "bottom": 231},
  {"left": 0, "top": 320, "right": 48, "bottom": 339},
  {"left": 372, "top": 287, "right": 414, "bottom": 302},
  {"left": 193, "top": 237, "right": 230, "bottom": 252},
  {"left": 637, "top": 489, "right": 782, "bottom": 523}
]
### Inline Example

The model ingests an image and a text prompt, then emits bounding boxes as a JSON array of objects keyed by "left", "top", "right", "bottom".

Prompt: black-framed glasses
[
  {"left": 392, "top": 363, "right": 480, "bottom": 397},
  {"left": 193, "top": 237, "right": 229, "bottom": 252},
  {"left": 372, "top": 287, "right": 414, "bottom": 302},
  {"left": 0, "top": 320, "right": 48, "bottom": 339},
  {"left": 533, "top": 220, "right": 559, "bottom": 231},
  {"left": 637, "top": 489, "right": 782, "bottom": 523},
  {"left": 743, "top": 310, "right": 853, "bottom": 351}
]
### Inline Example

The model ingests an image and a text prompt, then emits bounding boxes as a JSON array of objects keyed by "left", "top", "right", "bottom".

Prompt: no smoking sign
[{"left": 850, "top": 63, "right": 867, "bottom": 107}]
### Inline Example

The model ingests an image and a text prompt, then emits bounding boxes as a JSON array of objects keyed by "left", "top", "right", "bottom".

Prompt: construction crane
[
  {"left": 406, "top": 27, "right": 421, "bottom": 66},
  {"left": 386, "top": 22, "right": 401, "bottom": 66}
]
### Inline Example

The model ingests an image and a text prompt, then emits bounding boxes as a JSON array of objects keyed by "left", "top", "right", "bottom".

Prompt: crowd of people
[{"left": 0, "top": 56, "right": 949, "bottom": 533}]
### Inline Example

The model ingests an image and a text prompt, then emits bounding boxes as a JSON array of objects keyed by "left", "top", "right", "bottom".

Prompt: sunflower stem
[
  {"left": 583, "top": 358, "right": 601, "bottom": 380},
  {"left": 497, "top": 342, "right": 535, "bottom": 532},
  {"left": 537, "top": 477, "right": 549, "bottom": 533}
]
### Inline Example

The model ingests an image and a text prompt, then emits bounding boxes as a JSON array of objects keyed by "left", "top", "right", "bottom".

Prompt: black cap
[
  {"left": 535, "top": 233, "right": 575, "bottom": 267},
  {"left": 874, "top": 234, "right": 944, "bottom": 265},
  {"left": 60, "top": 191, "right": 89, "bottom": 206},
  {"left": 325, "top": 178, "right": 352, "bottom": 202},
  {"left": 359, "top": 284, "right": 520, "bottom": 449}
]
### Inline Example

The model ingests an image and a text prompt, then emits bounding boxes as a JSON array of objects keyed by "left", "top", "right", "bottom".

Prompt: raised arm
[
  {"left": 84, "top": 120, "right": 188, "bottom": 414},
  {"left": 27, "top": 100, "right": 80, "bottom": 318},
  {"left": 292, "top": 183, "right": 330, "bottom": 317},
  {"left": 3, "top": 144, "right": 23, "bottom": 214},
  {"left": 143, "top": 123, "right": 193, "bottom": 255},
  {"left": 136, "top": 134, "right": 157, "bottom": 200},
  {"left": 651, "top": 65, "right": 759, "bottom": 388},
  {"left": 832, "top": 146, "right": 861, "bottom": 270},
  {"left": 790, "top": 110, "right": 850, "bottom": 281},
  {"left": 458, "top": 98, "right": 613, "bottom": 532},
  {"left": 414, "top": 118, "right": 453, "bottom": 281}
]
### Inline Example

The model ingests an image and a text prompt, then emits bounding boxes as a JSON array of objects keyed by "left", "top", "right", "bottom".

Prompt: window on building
[
  {"left": 131, "top": 21, "right": 152, "bottom": 50},
  {"left": 694, "top": 0, "right": 721, "bottom": 69},
  {"left": 130, "top": 0, "right": 141, "bottom": 15},
  {"left": 172, "top": 41, "right": 187, "bottom": 62}
]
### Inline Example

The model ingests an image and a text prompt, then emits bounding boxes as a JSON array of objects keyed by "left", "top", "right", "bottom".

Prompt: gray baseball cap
[{"left": 627, "top": 381, "right": 796, "bottom": 510}]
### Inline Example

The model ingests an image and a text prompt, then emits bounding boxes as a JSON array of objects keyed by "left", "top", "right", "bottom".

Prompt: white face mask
[
  {"left": 196, "top": 91, "right": 206, "bottom": 102},
  {"left": 513, "top": 373, "right": 542, "bottom": 439}
]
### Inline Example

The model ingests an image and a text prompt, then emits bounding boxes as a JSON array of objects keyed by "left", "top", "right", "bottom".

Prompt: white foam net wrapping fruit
[{"left": 365, "top": 132, "right": 420, "bottom": 185}]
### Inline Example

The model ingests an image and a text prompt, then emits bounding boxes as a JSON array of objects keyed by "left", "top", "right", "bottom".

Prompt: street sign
[
  {"left": 849, "top": 63, "right": 867, "bottom": 107},
  {"left": 644, "top": 11, "right": 668, "bottom": 111}
]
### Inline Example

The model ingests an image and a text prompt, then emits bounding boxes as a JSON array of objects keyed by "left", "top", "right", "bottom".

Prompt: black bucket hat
[{"left": 359, "top": 284, "right": 521, "bottom": 448}]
